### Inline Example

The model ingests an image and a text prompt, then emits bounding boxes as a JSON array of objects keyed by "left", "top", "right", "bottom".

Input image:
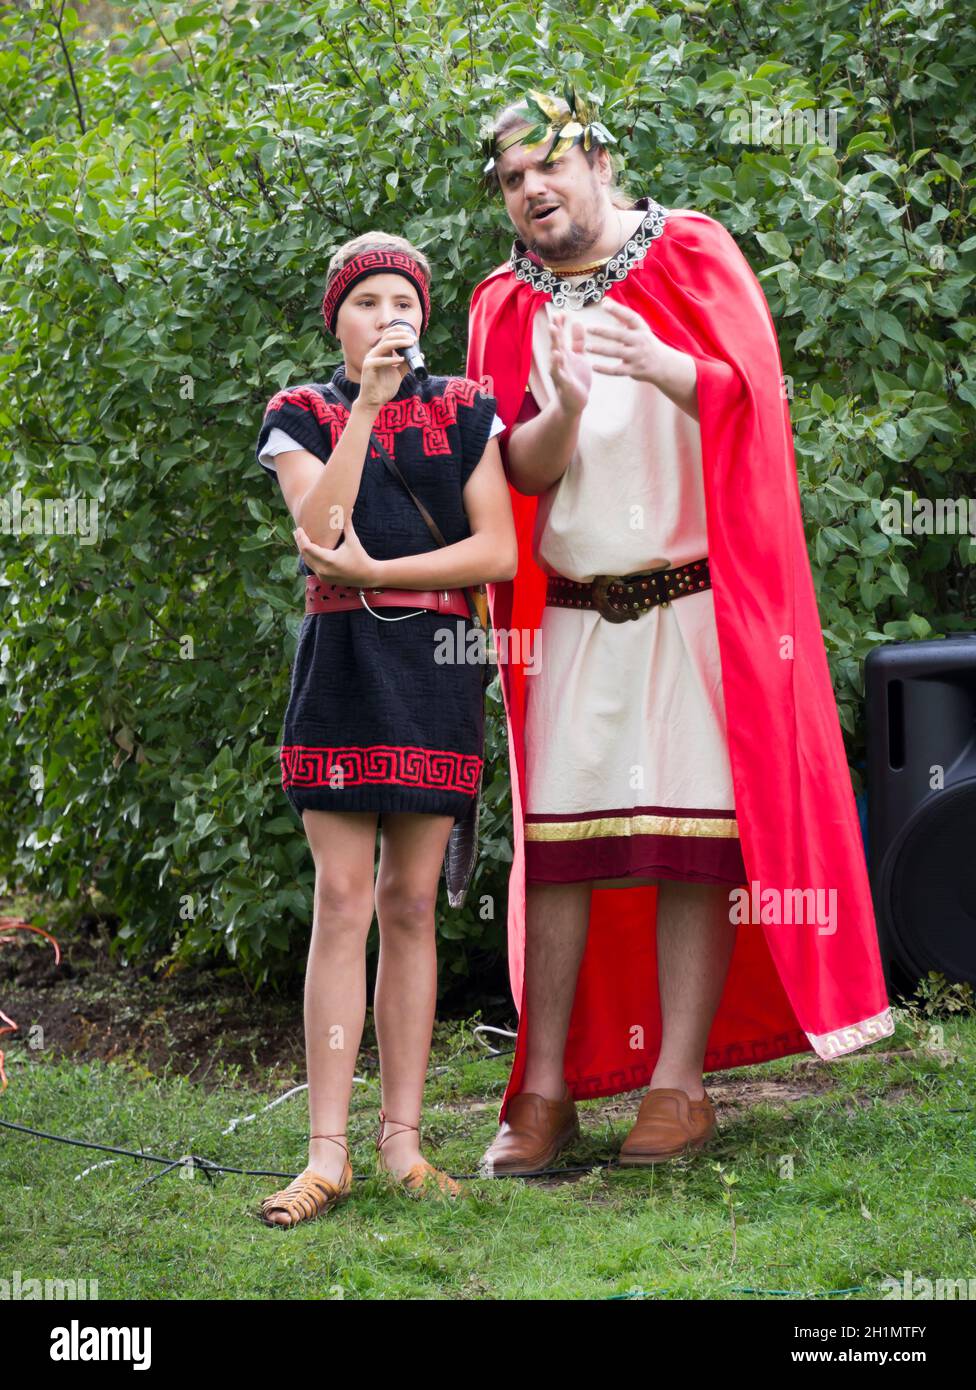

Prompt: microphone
[{"left": 387, "top": 318, "right": 429, "bottom": 381}]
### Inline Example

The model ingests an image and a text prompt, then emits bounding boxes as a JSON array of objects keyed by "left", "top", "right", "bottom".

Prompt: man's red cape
[{"left": 466, "top": 207, "right": 894, "bottom": 1122}]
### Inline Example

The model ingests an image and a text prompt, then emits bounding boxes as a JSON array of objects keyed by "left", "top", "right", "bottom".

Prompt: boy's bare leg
[
  {"left": 373, "top": 811, "right": 456, "bottom": 1177},
  {"left": 262, "top": 809, "right": 377, "bottom": 1225}
]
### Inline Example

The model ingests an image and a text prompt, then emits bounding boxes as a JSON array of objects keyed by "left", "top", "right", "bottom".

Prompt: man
[{"left": 465, "top": 86, "right": 893, "bottom": 1174}]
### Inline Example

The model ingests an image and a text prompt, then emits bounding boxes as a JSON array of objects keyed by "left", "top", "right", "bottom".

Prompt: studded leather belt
[
  {"left": 545, "top": 557, "right": 711, "bottom": 623},
  {"left": 305, "top": 575, "right": 471, "bottom": 618}
]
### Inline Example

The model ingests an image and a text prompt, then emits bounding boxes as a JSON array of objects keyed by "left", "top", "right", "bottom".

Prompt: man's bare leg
[
  {"left": 649, "top": 879, "right": 737, "bottom": 1099},
  {"left": 519, "top": 880, "right": 592, "bottom": 1101}
]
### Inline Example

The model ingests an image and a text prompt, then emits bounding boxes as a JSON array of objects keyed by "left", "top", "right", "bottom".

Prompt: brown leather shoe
[
  {"left": 480, "top": 1087, "right": 581, "bottom": 1175},
  {"left": 618, "top": 1087, "right": 717, "bottom": 1165}
]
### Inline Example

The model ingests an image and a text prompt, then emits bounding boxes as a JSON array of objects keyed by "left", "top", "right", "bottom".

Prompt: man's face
[
  {"left": 334, "top": 273, "right": 423, "bottom": 374},
  {"left": 494, "top": 131, "right": 611, "bottom": 261}
]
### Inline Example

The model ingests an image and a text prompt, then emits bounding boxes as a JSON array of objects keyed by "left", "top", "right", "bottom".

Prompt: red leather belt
[
  {"left": 546, "top": 557, "right": 711, "bottom": 622},
  {"left": 305, "top": 575, "right": 471, "bottom": 618}
]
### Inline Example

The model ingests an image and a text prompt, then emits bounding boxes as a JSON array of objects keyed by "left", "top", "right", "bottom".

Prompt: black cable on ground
[
  {"left": 2, "top": 1102, "right": 969, "bottom": 1190},
  {"left": 2, "top": 1031, "right": 969, "bottom": 1189},
  {"left": 0, "top": 1034, "right": 521, "bottom": 1183},
  {"left": 0, "top": 1115, "right": 626, "bottom": 1185}
]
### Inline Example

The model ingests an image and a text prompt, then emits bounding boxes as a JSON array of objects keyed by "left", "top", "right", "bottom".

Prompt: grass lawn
[{"left": 3, "top": 978, "right": 974, "bottom": 1300}]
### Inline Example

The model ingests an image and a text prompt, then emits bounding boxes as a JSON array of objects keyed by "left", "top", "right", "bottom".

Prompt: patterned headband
[{"left": 321, "top": 249, "right": 431, "bottom": 336}]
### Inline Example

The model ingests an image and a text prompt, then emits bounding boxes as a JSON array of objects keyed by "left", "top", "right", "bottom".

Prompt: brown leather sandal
[
  {"left": 260, "top": 1134, "right": 353, "bottom": 1227},
  {"left": 375, "top": 1110, "right": 461, "bottom": 1199}
]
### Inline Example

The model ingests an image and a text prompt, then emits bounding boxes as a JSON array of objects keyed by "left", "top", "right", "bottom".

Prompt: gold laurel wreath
[{"left": 482, "top": 79, "right": 617, "bottom": 175}]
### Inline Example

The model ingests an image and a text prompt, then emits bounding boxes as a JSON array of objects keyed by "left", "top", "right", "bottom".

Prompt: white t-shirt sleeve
[{"left": 258, "top": 427, "right": 308, "bottom": 473}]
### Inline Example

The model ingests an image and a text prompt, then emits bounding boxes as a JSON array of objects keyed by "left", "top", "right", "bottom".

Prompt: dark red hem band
[{"left": 524, "top": 832, "right": 747, "bottom": 885}]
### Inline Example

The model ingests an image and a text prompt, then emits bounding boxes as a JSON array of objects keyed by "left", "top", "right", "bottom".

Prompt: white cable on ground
[
  {"left": 472, "top": 1024, "right": 517, "bottom": 1054},
  {"left": 220, "top": 1076, "right": 370, "bottom": 1137},
  {"left": 72, "top": 1036, "right": 513, "bottom": 1177}
]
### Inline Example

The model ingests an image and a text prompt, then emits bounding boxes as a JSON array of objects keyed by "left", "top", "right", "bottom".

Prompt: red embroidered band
[
  {"left": 281, "top": 744, "right": 481, "bottom": 795},
  {"left": 321, "top": 250, "right": 431, "bottom": 336}
]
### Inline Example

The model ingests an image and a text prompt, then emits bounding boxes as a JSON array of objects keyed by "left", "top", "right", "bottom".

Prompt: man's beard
[{"left": 525, "top": 194, "right": 608, "bottom": 263}]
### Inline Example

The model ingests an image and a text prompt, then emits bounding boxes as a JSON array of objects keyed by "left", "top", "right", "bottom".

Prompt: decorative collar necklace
[
  {"left": 542, "top": 254, "right": 612, "bottom": 277},
  {"left": 509, "top": 196, "right": 668, "bottom": 310}
]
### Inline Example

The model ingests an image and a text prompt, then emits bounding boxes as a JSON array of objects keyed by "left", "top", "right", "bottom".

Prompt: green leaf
[
  {"left": 847, "top": 132, "right": 890, "bottom": 155},
  {"left": 209, "top": 379, "right": 248, "bottom": 404},
  {"left": 875, "top": 311, "right": 909, "bottom": 348},
  {"left": 815, "top": 260, "right": 845, "bottom": 281},
  {"left": 174, "top": 15, "right": 210, "bottom": 37},
  {"left": 824, "top": 477, "right": 869, "bottom": 503},
  {"left": 755, "top": 230, "right": 791, "bottom": 260},
  {"left": 933, "top": 153, "right": 962, "bottom": 181}
]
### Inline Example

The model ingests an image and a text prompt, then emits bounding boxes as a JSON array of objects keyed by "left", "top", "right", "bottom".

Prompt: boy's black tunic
[{"left": 256, "top": 365, "right": 497, "bottom": 820}]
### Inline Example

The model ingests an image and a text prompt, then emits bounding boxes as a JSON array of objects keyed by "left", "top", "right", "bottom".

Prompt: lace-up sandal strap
[
  {"left": 375, "top": 1109, "right": 420, "bottom": 1152},
  {"left": 310, "top": 1132, "right": 349, "bottom": 1158}
]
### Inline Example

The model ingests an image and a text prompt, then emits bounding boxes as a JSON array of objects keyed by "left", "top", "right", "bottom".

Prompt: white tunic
[{"left": 522, "top": 275, "right": 740, "bottom": 843}]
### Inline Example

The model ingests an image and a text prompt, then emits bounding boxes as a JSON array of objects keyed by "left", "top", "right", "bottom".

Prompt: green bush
[{"left": 1, "top": 0, "right": 973, "bottom": 982}]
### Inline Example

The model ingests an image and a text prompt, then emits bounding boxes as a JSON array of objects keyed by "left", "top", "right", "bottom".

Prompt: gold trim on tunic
[{"left": 524, "top": 812, "right": 740, "bottom": 842}]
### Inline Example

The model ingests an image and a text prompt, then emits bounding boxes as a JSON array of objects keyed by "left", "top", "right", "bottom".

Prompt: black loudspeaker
[{"left": 865, "top": 635, "right": 976, "bottom": 997}]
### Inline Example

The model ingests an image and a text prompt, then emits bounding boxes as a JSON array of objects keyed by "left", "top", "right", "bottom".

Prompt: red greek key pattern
[
  {"left": 264, "top": 387, "right": 343, "bottom": 434},
  {"left": 265, "top": 379, "right": 489, "bottom": 460},
  {"left": 565, "top": 1029, "right": 812, "bottom": 1101},
  {"left": 805, "top": 1008, "right": 894, "bottom": 1060},
  {"left": 281, "top": 744, "right": 482, "bottom": 793}
]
